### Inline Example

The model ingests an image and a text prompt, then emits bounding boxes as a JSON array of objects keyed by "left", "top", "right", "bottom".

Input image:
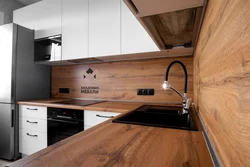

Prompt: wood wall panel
[
  {"left": 194, "top": 0, "right": 250, "bottom": 166},
  {"left": 51, "top": 57, "right": 193, "bottom": 103}
]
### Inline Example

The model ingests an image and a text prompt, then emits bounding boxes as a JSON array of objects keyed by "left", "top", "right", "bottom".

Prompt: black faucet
[{"left": 162, "top": 60, "right": 191, "bottom": 114}]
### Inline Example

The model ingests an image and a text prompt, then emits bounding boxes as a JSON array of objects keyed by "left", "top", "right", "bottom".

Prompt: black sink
[{"left": 112, "top": 105, "right": 198, "bottom": 131}]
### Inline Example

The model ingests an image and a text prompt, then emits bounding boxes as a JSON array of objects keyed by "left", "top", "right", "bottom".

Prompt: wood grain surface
[
  {"left": 150, "top": 8, "right": 196, "bottom": 47},
  {"left": 194, "top": 0, "right": 250, "bottom": 166},
  {"left": 8, "top": 106, "right": 213, "bottom": 167},
  {"left": 51, "top": 57, "right": 193, "bottom": 103},
  {"left": 17, "top": 100, "right": 144, "bottom": 113}
]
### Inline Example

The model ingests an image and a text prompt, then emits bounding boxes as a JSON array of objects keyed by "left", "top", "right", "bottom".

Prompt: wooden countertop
[
  {"left": 9, "top": 120, "right": 213, "bottom": 167},
  {"left": 17, "top": 99, "right": 144, "bottom": 113},
  {"left": 12, "top": 99, "right": 213, "bottom": 167}
]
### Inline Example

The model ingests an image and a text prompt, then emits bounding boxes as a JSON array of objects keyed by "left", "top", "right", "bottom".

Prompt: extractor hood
[{"left": 124, "top": 0, "right": 207, "bottom": 52}]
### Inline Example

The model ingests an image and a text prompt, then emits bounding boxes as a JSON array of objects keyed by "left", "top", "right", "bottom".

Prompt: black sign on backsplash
[
  {"left": 86, "top": 68, "right": 93, "bottom": 74},
  {"left": 81, "top": 86, "right": 99, "bottom": 94},
  {"left": 83, "top": 68, "right": 97, "bottom": 79},
  {"left": 81, "top": 68, "right": 99, "bottom": 94}
]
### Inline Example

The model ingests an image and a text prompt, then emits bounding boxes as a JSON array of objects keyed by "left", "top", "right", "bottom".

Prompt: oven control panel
[{"left": 47, "top": 108, "right": 83, "bottom": 120}]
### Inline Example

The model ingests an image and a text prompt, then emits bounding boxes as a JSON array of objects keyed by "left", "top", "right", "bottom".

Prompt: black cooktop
[{"left": 54, "top": 99, "right": 106, "bottom": 106}]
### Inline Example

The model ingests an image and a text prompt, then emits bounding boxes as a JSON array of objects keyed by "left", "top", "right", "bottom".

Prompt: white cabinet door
[
  {"left": 121, "top": 1, "right": 159, "bottom": 54},
  {"left": 19, "top": 105, "right": 48, "bottom": 155},
  {"left": 62, "top": 0, "right": 88, "bottom": 60},
  {"left": 84, "top": 110, "right": 121, "bottom": 127},
  {"left": 19, "top": 129, "right": 47, "bottom": 155},
  {"left": 14, "top": 0, "right": 62, "bottom": 39},
  {"left": 84, "top": 125, "right": 92, "bottom": 130},
  {"left": 13, "top": 5, "right": 35, "bottom": 29},
  {"left": 33, "top": 0, "right": 62, "bottom": 39},
  {"left": 89, "top": 0, "right": 121, "bottom": 57},
  {"left": 19, "top": 116, "right": 47, "bottom": 133},
  {"left": 19, "top": 105, "right": 47, "bottom": 120}
]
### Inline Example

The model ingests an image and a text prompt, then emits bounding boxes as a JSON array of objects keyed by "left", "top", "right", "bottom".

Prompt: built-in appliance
[
  {"left": 47, "top": 108, "right": 84, "bottom": 146},
  {"left": 53, "top": 99, "right": 105, "bottom": 106},
  {"left": 34, "top": 35, "right": 61, "bottom": 62},
  {"left": 0, "top": 23, "right": 50, "bottom": 160}
]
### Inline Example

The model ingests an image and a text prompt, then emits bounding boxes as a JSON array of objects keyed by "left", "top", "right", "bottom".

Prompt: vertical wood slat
[{"left": 194, "top": 0, "right": 250, "bottom": 166}]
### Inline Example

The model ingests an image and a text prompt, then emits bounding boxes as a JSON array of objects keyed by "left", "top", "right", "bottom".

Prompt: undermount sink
[{"left": 112, "top": 105, "right": 198, "bottom": 131}]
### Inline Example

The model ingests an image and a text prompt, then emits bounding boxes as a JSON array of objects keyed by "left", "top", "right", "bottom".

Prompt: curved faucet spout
[
  {"left": 165, "top": 60, "right": 188, "bottom": 94},
  {"left": 162, "top": 60, "right": 189, "bottom": 114}
]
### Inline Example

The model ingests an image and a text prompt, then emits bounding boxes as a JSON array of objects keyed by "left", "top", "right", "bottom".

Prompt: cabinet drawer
[
  {"left": 84, "top": 125, "right": 92, "bottom": 130},
  {"left": 19, "top": 116, "right": 47, "bottom": 133},
  {"left": 19, "top": 129, "right": 47, "bottom": 155},
  {"left": 19, "top": 105, "right": 47, "bottom": 119},
  {"left": 84, "top": 110, "right": 120, "bottom": 126}
]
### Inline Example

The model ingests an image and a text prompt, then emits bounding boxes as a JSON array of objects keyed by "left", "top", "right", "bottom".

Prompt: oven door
[{"left": 47, "top": 118, "right": 83, "bottom": 146}]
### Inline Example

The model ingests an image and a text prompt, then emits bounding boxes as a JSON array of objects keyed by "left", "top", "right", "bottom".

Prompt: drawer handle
[
  {"left": 26, "top": 120, "right": 38, "bottom": 124},
  {"left": 26, "top": 108, "right": 38, "bottom": 111},
  {"left": 26, "top": 133, "right": 38, "bottom": 137},
  {"left": 96, "top": 114, "right": 114, "bottom": 118}
]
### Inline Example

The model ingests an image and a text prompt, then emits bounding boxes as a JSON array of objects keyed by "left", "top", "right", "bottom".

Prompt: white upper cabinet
[
  {"left": 14, "top": 0, "right": 61, "bottom": 39},
  {"left": 121, "top": 1, "right": 159, "bottom": 54},
  {"left": 33, "top": 0, "right": 61, "bottom": 39},
  {"left": 62, "top": 0, "right": 88, "bottom": 60},
  {"left": 89, "top": 0, "right": 121, "bottom": 57},
  {"left": 14, "top": 0, "right": 161, "bottom": 61},
  {"left": 13, "top": 5, "right": 35, "bottom": 29}
]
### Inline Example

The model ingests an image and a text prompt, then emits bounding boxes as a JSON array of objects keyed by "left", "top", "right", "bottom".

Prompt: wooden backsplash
[
  {"left": 51, "top": 56, "right": 193, "bottom": 103},
  {"left": 194, "top": 0, "right": 250, "bottom": 166}
]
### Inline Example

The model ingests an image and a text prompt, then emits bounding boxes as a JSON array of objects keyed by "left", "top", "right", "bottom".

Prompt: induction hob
[{"left": 54, "top": 99, "right": 106, "bottom": 106}]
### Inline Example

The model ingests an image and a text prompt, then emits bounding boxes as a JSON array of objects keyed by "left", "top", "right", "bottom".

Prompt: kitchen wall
[
  {"left": 194, "top": 0, "right": 250, "bottom": 166},
  {"left": 52, "top": 56, "right": 193, "bottom": 103},
  {"left": 0, "top": 11, "right": 3, "bottom": 25},
  {"left": 0, "top": 0, "right": 24, "bottom": 24}
]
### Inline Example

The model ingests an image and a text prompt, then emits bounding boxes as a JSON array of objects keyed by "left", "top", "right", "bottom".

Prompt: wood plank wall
[
  {"left": 51, "top": 56, "right": 193, "bottom": 103},
  {"left": 194, "top": 0, "right": 250, "bottom": 166}
]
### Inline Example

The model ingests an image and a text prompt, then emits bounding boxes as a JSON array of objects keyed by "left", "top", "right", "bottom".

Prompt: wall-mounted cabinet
[
  {"left": 62, "top": 0, "right": 88, "bottom": 60},
  {"left": 13, "top": 5, "right": 35, "bottom": 29},
  {"left": 15, "top": 0, "right": 195, "bottom": 64},
  {"left": 89, "top": 0, "right": 121, "bottom": 57},
  {"left": 14, "top": 0, "right": 62, "bottom": 40},
  {"left": 121, "top": 1, "right": 159, "bottom": 54},
  {"left": 123, "top": 0, "right": 207, "bottom": 52}
]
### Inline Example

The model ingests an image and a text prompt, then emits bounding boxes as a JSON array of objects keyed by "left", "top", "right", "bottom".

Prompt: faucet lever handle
[{"left": 185, "top": 98, "right": 192, "bottom": 110}]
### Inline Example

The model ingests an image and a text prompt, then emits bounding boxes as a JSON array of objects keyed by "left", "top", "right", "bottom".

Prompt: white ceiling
[{"left": 16, "top": 0, "right": 41, "bottom": 6}]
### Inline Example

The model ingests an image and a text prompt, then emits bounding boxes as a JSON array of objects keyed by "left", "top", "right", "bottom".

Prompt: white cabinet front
[
  {"left": 14, "top": 0, "right": 160, "bottom": 60},
  {"left": 121, "top": 1, "right": 159, "bottom": 54},
  {"left": 19, "top": 129, "right": 47, "bottom": 155},
  {"left": 62, "top": 0, "right": 88, "bottom": 60},
  {"left": 19, "top": 105, "right": 47, "bottom": 155},
  {"left": 14, "top": 0, "right": 62, "bottom": 39},
  {"left": 32, "top": 0, "right": 62, "bottom": 39},
  {"left": 19, "top": 105, "right": 47, "bottom": 119},
  {"left": 89, "top": 0, "right": 121, "bottom": 57},
  {"left": 13, "top": 5, "right": 36, "bottom": 30},
  {"left": 19, "top": 117, "right": 47, "bottom": 133},
  {"left": 84, "top": 110, "right": 121, "bottom": 128}
]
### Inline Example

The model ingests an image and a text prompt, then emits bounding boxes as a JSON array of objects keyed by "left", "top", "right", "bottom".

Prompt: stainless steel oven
[{"left": 47, "top": 108, "right": 84, "bottom": 146}]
